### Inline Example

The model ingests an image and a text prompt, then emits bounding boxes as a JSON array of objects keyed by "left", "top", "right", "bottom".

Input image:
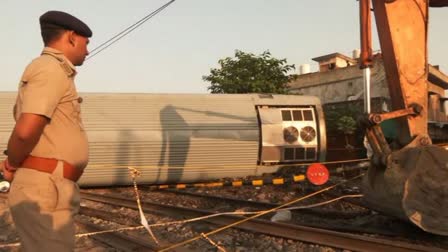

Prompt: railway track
[
  {"left": 78, "top": 206, "right": 196, "bottom": 252},
  {"left": 1, "top": 184, "right": 447, "bottom": 251},
  {"left": 151, "top": 188, "right": 426, "bottom": 237},
  {"left": 80, "top": 191, "right": 447, "bottom": 252},
  {"left": 134, "top": 174, "right": 425, "bottom": 237},
  {"left": 76, "top": 217, "right": 160, "bottom": 251},
  {"left": 155, "top": 188, "right": 371, "bottom": 218}
]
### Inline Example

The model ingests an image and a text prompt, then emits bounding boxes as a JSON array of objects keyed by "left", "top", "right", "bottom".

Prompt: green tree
[
  {"left": 336, "top": 115, "right": 357, "bottom": 151},
  {"left": 203, "top": 50, "right": 298, "bottom": 94}
]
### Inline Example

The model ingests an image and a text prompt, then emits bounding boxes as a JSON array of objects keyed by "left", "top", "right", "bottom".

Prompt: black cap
[{"left": 39, "top": 10, "right": 92, "bottom": 38}]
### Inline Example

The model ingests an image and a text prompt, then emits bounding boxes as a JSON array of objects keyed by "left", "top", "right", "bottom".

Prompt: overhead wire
[{"left": 86, "top": 0, "right": 175, "bottom": 61}]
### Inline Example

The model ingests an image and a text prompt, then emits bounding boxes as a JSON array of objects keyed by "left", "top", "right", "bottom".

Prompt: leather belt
[{"left": 22, "top": 156, "right": 83, "bottom": 182}]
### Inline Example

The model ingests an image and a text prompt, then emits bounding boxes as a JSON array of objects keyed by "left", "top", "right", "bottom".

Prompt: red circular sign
[{"left": 306, "top": 163, "right": 329, "bottom": 185}]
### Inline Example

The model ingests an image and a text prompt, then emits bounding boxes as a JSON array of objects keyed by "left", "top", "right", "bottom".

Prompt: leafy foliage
[
  {"left": 336, "top": 116, "right": 357, "bottom": 135},
  {"left": 203, "top": 50, "right": 298, "bottom": 94},
  {"left": 324, "top": 103, "right": 363, "bottom": 134}
]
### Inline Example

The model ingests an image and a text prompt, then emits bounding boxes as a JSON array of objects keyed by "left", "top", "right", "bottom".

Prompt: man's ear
[{"left": 68, "top": 31, "right": 76, "bottom": 46}]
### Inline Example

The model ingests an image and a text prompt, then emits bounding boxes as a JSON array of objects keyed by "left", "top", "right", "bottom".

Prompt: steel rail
[
  {"left": 79, "top": 206, "right": 194, "bottom": 252},
  {"left": 157, "top": 188, "right": 371, "bottom": 219},
  {"left": 76, "top": 218, "right": 158, "bottom": 252},
  {"left": 81, "top": 191, "right": 447, "bottom": 252}
]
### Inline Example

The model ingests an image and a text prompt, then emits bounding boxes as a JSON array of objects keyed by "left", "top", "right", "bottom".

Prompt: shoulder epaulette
[{"left": 41, "top": 52, "right": 75, "bottom": 77}]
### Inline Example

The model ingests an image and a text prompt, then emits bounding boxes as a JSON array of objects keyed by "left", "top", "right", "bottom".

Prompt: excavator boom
[{"left": 372, "top": 0, "right": 428, "bottom": 145}]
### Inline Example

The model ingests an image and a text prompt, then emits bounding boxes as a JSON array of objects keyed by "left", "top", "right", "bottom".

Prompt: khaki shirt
[{"left": 14, "top": 47, "right": 89, "bottom": 170}]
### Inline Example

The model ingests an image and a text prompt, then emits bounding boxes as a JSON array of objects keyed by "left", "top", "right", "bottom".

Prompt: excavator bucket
[
  {"left": 403, "top": 145, "right": 448, "bottom": 235},
  {"left": 363, "top": 144, "right": 448, "bottom": 235}
]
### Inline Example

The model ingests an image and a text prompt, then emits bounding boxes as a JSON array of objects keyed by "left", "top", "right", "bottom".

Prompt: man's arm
[{"left": 7, "top": 113, "right": 49, "bottom": 167}]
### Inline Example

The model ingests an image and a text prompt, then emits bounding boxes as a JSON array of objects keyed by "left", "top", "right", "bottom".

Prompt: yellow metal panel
[
  {"left": 252, "top": 180, "right": 263, "bottom": 186},
  {"left": 232, "top": 181, "right": 243, "bottom": 186},
  {"left": 293, "top": 175, "right": 306, "bottom": 182},
  {"left": 272, "top": 178, "right": 284, "bottom": 185}
]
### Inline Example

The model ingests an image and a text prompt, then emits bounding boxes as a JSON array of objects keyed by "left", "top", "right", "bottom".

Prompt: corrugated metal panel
[
  {"left": 79, "top": 93, "right": 260, "bottom": 185},
  {"left": 0, "top": 93, "right": 16, "bottom": 154},
  {"left": 0, "top": 93, "right": 16, "bottom": 130},
  {"left": 0, "top": 93, "right": 260, "bottom": 185},
  {"left": 80, "top": 94, "right": 258, "bottom": 130}
]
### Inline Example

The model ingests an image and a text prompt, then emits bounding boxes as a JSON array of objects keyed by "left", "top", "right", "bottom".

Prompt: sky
[{"left": 1, "top": 0, "right": 447, "bottom": 94}]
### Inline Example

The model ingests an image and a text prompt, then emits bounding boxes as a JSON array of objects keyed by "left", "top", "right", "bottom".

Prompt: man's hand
[{"left": 1, "top": 159, "right": 17, "bottom": 182}]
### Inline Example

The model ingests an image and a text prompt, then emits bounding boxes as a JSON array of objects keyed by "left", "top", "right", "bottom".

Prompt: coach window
[
  {"left": 284, "top": 148, "right": 294, "bottom": 160},
  {"left": 292, "top": 110, "right": 303, "bottom": 121},
  {"left": 306, "top": 148, "right": 317, "bottom": 160},
  {"left": 282, "top": 110, "right": 292, "bottom": 121},
  {"left": 303, "top": 110, "right": 313, "bottom": 121},
  {"left": 295, "top": 147, "right": 305, "bottom": 160}
]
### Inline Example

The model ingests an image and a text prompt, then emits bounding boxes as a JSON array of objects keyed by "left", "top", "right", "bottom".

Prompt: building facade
[
  {"left": 288, "top": 52, "right": 448, "bottom": 159},
  {"left": 289, "top": 52, "right": 448, "bottom": 124}
]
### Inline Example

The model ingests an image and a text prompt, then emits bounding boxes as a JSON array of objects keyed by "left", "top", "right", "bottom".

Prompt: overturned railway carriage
[{"left": 0, "top": 93, "right": 326, "bottom": 187}]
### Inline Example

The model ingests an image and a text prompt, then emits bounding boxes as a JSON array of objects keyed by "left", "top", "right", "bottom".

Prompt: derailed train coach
[{"left": 0, "top": 93, "right": 326, "bottom": 187}]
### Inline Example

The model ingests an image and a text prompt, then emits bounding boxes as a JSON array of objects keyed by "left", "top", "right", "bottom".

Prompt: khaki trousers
[{"left": 8, "top": 161, "right": 80, "bottom": 252}]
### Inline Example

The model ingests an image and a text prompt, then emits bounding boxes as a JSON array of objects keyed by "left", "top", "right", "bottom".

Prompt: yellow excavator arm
[{"left": 359, "top": 0, "right": 448, "bottom": 235}]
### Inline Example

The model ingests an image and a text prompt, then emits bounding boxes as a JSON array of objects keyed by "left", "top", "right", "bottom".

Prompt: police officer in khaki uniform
[{"left": 0, "top": 11, "right": 91, "bottom": 251}]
